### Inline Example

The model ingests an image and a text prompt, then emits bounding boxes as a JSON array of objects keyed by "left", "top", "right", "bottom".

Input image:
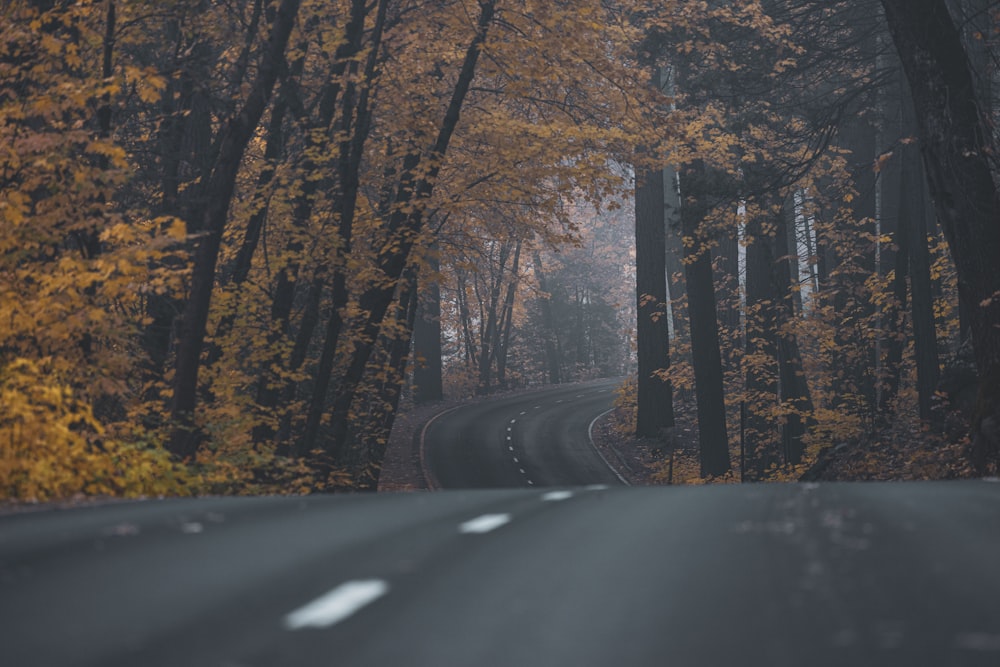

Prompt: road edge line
[
  {"left": 418, "top": 404, "right": 466, "bottom": 491},
  {"left": 588, "top": 408, "right": 631, "bottom": 486}
]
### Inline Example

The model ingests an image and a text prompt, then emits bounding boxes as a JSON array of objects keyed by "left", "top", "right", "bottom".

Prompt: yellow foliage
[{"left": 0, "top": 359, "right": 190, "bottom": 501}]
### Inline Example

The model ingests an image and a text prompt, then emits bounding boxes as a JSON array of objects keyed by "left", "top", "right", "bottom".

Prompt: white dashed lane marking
[
  {"left": 284, "top": 580, "right": 389, "bottom": 630},
  {"left": 520, "top": 411, "right": 527, "bottom": 416},
  {"left": 542, "top": 490, "right": 574, "bottom": 502},
  {"left": 460, "top": 514, "right": 511, "bottom": 534}
]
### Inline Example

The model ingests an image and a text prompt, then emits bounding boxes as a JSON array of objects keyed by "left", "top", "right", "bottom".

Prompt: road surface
[
  {"left": 422, "top": 378, "right": 625, "bottom": 488},
  {"left": 2, "top": 482, "right": 1000, "bottom": 666}
]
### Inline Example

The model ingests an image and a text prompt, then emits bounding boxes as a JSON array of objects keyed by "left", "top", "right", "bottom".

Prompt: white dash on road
[
  {"left": 510, "top": 418, "right": 517, "bottom": 424},
  {"left": 519, "top": 468, "right": 526, "bottom": 474},
  {"left": 542, "top": 490, "right": 574, "bottom": 502},
  {"left": 284, "top": 580, "right": 388, "bottom": 630},
  {"left": 534, "top": 406, "right": 541, "bottom": 409},
  {"left": 513, "top": 456, "right": 519, "bottom": 463},
  {"left": 585, "top": 484, "right": 609, "bottom": 491},
  {"left": 508, "top": 445, "right": 514, "bottom": 451},
  {"left": 520, "top": 411, "right": 527, "bottom": 416},
  {"left": 527, "top": 480, "right": 535, "bottom": 485},
  {"left": 506, "top": 435, "right": 511, "bottom": 441},
  {"left": 576, "top": 394, "right": 584, "bottom": 398},
  {"left": 459, "top": 514, "right": 511, "bottom": 534}
]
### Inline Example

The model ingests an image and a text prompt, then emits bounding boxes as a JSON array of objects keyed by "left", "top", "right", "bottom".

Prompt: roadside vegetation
[{"left": 2, "top": 0, "right": 997, "bottom": 500}]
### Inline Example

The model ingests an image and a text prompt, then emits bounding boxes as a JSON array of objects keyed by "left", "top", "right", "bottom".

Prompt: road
[
  {"left": 422, "top": 378, "right": 626, "bottom": 488},
  {"left": 3, "top": 482, "right": 1000, "bottom": 666}
]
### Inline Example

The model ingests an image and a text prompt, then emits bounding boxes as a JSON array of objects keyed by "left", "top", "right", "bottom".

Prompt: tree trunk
[
  {"left": 477, "top": 242, "right": 510, "bottom": 394},
  {"left": 291, "top": 0, "right": 389, "bottom": 455},
  {"left": 774, "top": 200, "right": 814, "bottom": 464},
  {"left": 680, "top": 163, "right": 731, "bottom": 477},
  {"left": 635, "top": 167, "right": 674, "bottom": 437},
  {"left": 413, "top": 244, "right": 444, "bottom": 403},
  {"left": 906, "top": 147, "right": 940, "bottom": 424},
  {"left": 496, "top": 240, "right": 522, "bottom": 389},
  {"left": 882, "top": 0, "right": 1000, "bottom": 472},
  {"left": 878, "top": 65, "right": 909, "bottom": 416},
  {"left": 532, "top": 251, "right": 562, "bottom": 384},
  {"left": 167, "top": 0, "right": 301, "bottom": 459}
]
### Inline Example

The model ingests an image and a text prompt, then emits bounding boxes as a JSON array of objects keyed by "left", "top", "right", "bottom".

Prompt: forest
[{"left": 2, "top": 0, "right": 998, "bottom": 500}]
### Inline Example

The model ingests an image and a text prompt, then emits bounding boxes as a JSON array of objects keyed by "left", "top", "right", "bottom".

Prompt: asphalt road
[
  {"left": 3, "top": 482, "right": 1000, "bottom": 666},
  {"left": 422, "top": 378, "right": 626, "bottom": 488}
]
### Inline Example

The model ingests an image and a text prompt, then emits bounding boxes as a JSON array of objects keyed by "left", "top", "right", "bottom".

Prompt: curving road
[
  {"left": 3, "top": 482, "right": 1000, "bottom": 666},
  {"left": 422, "top": 378, "right": 626, "bottom": 489}
]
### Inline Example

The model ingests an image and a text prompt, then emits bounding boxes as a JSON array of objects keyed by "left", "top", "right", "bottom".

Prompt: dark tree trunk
[
  {"left": 680, "top": 163, "right": 731, "bottom": 477},
  {"left": 413, "top": 245, "right": 444, "bottom": 404},
  {"left": 292, "top": 0, "right": 389, "bottom": 455},
  {"left": 457, "top": 269, "right": 477, "bottom": 367},
  {"left": 477, "top": 242, "right": 510, "bottom": 394},
  {"left": 882, "top": 0, "right": 1000, "bottom": 471},
  {"left": 906, "top": 151, "right": 940, "bottom": 424},
  {"left": 167, "top": 0, "right": 301, "bottom": 459},
  {"left": 878, "top": 67, "right": 909, "bottom": 416},
  {"left": 635, "top": 167, "right": 674, "bottom": 437},
  {"left": 532, "top": 251, "right": 562, "bottom": 385},
  {"left": 496, "top": 240, "right": 522, "bottom": 389}
]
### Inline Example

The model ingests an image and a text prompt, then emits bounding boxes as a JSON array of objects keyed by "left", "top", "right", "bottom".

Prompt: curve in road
[{"left": 421, "top": 378, "right": 625, "bottom": 489}]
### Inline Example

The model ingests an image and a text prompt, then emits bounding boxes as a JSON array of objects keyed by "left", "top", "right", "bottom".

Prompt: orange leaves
[
  {"left": 0, "top": 359, "right": 191, "bottom": 501},
  {"left": 872, "top": 150, "right": 894, "bottom": 174}
]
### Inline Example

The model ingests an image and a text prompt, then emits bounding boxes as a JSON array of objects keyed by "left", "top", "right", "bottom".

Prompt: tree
[
  {"left": 634, "top": 164, "right": 675, "bottom": 437},
  {"left": 880, "top": 0, "right": 1000, "bottom": 472},
  {"left": 680, "top": 163, "right": 732, "bottom": 477}
]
